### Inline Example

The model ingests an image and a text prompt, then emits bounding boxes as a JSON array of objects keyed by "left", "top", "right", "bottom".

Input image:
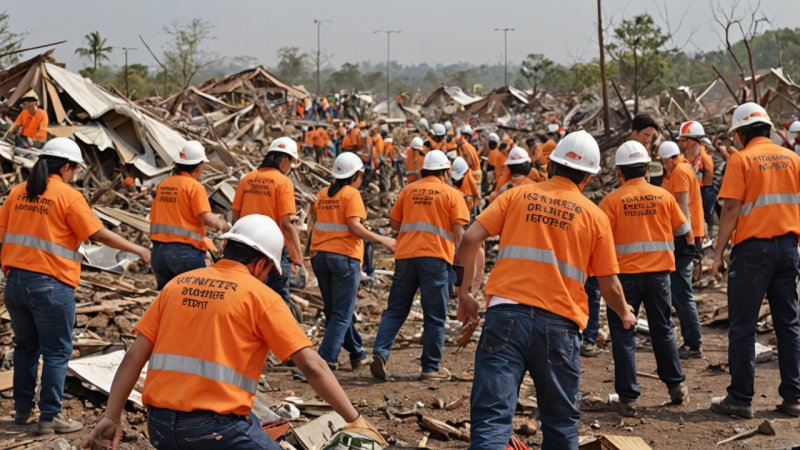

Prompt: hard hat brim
[{"left": 548, "top": 155, "right": 600, "bottom": 174}]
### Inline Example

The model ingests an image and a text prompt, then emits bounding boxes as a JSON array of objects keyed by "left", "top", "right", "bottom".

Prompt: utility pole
[
  {"left": 494, "top": 27, "right": 515, "bottom": 87},
  {"left": 597, "top": 0, "right": 610, "bottom": 135},
  {"left": 373, "top": 30, "right": 401, "bottom": 116},
  {"left": 314, "top": 19, "right": 332, "bottom": 97},
  {"left": 121, "top": 47, "right": 137, "bottom": 98}
]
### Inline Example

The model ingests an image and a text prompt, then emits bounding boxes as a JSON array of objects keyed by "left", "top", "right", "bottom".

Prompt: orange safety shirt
[
  {"left": 528, "top": 167, "right": 546, "bottom": 183},
  {"left": 150, "top": 173, "right": 211, "bottom": 250},
  {"left": 342, "top": 129, "right": 363, "bottom": 151},
  {"left": 384, "top": 142, "right": 395, "bottom": 159},
  {"left": 458, "top": 138, "right": 480, "bottom": 171},
  {"left": 662, "top": 160, "right": 704, "bottom": 239},
  {"left": 457, "top": 171, "right": 479, "bottom": 211},
  {"left": 310, "top": 185, "right": 367, "bottom": 262},
  {"left": 689, "top": 146, "right": 715, "bottom": 186},
  {"left": 0, "top": 175, "right": 103, "bottom": 287},
  {"left": 493, "top": 158, "right": 511, "bottom": 193},
  {"left": 718, "top": 136, "right": 800, "bottom": 245},
  {"left": 538, "top": 140, "right": 557, "bottom": 165},
  {"left": 599, "top": 178, "right": 690, "bottom": 274},
  {"left": 405, "top": 147, "right": 425, "bottom": 184},
  {"left": 429, "top": 139, "right": 447, "bottom": 151},
  {"left": 232, "top": 167, "right": 297, "bottom": 256},
  {"left": 13, "top": 108, "right": 48, "bottom": 142},
  {"left": 391, "top": 176, "right": 469, "bottom": 263},
  {"left": 136, "top": 260, "right": 311, "bottom": 416},
  {"left": 478, "top": 176, "right": 619, "bottom": 328},
  {"left": 311, "top": 129, "right": 330, "bottom": 148}
]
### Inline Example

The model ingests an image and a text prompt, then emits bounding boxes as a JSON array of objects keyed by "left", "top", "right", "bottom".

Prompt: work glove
[{"left": 343, "top": 416, "right": 388, "bottom": 445}]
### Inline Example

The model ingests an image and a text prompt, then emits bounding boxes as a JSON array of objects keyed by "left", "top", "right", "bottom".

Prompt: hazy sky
[{"left": 5, "top": 0, "right": 799, "bottom": 72}]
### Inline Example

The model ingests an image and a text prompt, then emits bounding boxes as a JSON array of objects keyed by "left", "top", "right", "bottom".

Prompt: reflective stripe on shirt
[
  {"left": 3, "top": 233, "right": 82, "bottom": 262},
  {"left": 150, "top": 223, "right": 203, "bottom": 242},
  {"left": 740, "top": 193, "right": 800, "bottom": 216},
  {"left": 674, "top": 222, "right": 692, "bottom": 236},
  {"left": 313, "top": 222, "right": 349, "bottom": 232},
  {"left": 399, "top": 221, "right": 454, "bottom": 241},
  {"left": 148, "top": 353, "right": 257, "bottom": 394},
  {"left": 497, "top": 245, "right": 585, "bottom": 284},
  {"left": 615, "top": 240, "right": 675, "bottom": 255}
]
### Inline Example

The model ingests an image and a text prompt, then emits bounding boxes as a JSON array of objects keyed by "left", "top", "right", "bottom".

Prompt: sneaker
[
  {"left": 350, "top": 356, "right": 371, "bottom": 370},
  {"left": 580, "top": 342, "right": 601, "bottom": 357},
  {"left": 777, "top": 402, "right": 800, "bottom": 417},
  {"left": 709, "top": 396, "right": 754, "bottom": 419},
  {"left": 678, "top": 345, "right": 703, "bottom": 359},
  {"left": 370, "top": 356, "right": 387, "bottom": 380},
  {"left": 608, "top": 394, "right": 637, "bottom": 417},
  {"left": 14, "top": 411, "right": 35, "bottom": 425},
  {"left": 37, "top": 413, "right": 84, "bottom": 435},
  {"left": 668, "top": 382, "right": 689, "bottom": 405},
  {"left": 420, "top": 367, "right": 451, "bottom": 381}
]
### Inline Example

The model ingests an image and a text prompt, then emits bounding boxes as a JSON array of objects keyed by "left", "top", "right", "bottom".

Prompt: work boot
[
  {"left": 370, "top": 356, "right": 387, "bottom": 380},
  {"left": 420, "top": 367, "right": 451, "bottom": 381},
  {"left": 678, "top": 344, "right": 703, "bottom": 359},
  {"left": 709, "top": 396, "right": 754, "bottom": 419},
  {"left": 37, "top": 413, "right": 84, "bottom": 435},
  {"left": 668, "top": 382, "right": 689, "bottom": 405},
  {"left": 325, "top": 360, "right": 339, "bottom": 371},
  {"left": 351, "top": 355, "right": 371, "bottom": 370},
  {"left": 580, "top": 342, "right": 601, "bottom": 357},
  {"left": 608, "top": 394, "right": 637, "bottom": 417},
  {"left": 14, "top": 410, "right": 36, "bottom": 425},
  {"left": 777, "top": 402, "right": 800, "bottom": 417}
]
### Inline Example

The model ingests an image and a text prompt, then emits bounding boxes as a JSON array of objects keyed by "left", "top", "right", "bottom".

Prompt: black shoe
[
  {"left": 370, "top": 356, "right": 387, "bottom": 380},
  {"left": 608, "top": 394, "right": 637, "bottom": 417},
  {"left": 777, "top": 402, "right": 800, "bottom": 417},
  {"left": 709, "top": 396, "right": 753, "bottom": 419},
  {"left": 678, "top": 345, "right": 703, "bottom": 359},
  {"left": 580, "top": 342, "right": 601, "bottom": 357}
]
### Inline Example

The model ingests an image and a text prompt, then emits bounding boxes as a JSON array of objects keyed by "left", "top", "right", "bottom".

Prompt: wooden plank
[
  {"left": 601, "top": 435, "right": 653, "bottom": 450},
  {"left": 0, "top": 370, "right": 13, "bottom": 392},
  {"left": 292, "top": 411, "right": 346, "bottom": 450}
]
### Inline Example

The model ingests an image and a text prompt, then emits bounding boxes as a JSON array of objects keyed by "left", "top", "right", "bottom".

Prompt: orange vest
[
  {"left": 718, "top": 137, "right": 800, "bottom": 244},
  {"left": 599, "top": 178, "right": 689, "bottom": 274},
  {"left": 390, "top": 176, "right": 469, "bottom": 263},
  {"left": 662, "top": 161, "right": 705, "bottom": 239},
  {"left": 457, "top": 171, "right": 479, "bottom": 211},
  {"left": 136, "top": 260, "right": 312, "bottom": 415},
  {"left": 342, "top": 129, "right": 363, "bottom": 151},
  {"left": 311, "top": 185, "right": 367, "bottom": 262},
  {"left": 459, "top": 138, "right": 480, "bottom": 170},
  {"left": 150, "top": 173, "right": 211, "bottom": 250},
  {"left": 405, "top": 147, "right": 425, "bottom": 184},
  {"left": 14, "top": 108, "right": 48, "bottom": 141},
  {"left": 478, "top": 176, "right": 619, "bottom": 328},
  {"left": 538, "top": 140, "right": 557, "bottom": 165},
  {"left": 0, "top": 175, "right": 103, "bottom": 287}
]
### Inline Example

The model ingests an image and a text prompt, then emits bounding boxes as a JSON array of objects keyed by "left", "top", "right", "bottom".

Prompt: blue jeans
[
  {"left": 470, "top": 304, "right": 581, "bottom": 450},
  {"left": 583, "top": 277, "right": 601, "bottom": 344},
  {"left": 373, "top": 257, "right": 450, "bottom": 372},
  {"left": 311, "top": 252, "right": 366, "bottom": 365},
  {"left": 266, "top": 247, "right": 292, "bottom": 306},
  {"left": 152, "top": 242, "right": 206, "bottom": 290},
  {"left": 608, "top": 272, "right": 685, "bottom": 401},
  {"left": 5, "top": 269, "right": 75, "bottom": 421},
  {"left": 362, "top": 240, "right": 375, "bottom": 277},
  {"left": 701, "top": 185, "right": 717, "bottom": 233},
  {"left": 725, "top": 234, "right": 800, "bottom": 406},
  {"left": 670, "top": 239, "right": 702, "bottom": 349},
  {"left": 147, "top": 407, "right": 279, "bottom": 450}
]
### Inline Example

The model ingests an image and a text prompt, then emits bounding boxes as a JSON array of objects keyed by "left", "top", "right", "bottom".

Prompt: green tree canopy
[{"left": 74, "top": 31, "right": 113, "bottom": 72}]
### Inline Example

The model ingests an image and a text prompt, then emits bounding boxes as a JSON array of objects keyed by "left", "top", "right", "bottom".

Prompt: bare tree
[{"left": 0, "top": 10, "right": 26, "bottom": 69}]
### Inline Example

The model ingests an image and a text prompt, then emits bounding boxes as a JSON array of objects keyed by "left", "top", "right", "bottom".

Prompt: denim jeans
[
  {"left": 373, "top": 257, "right": 450, "bottom": 372},
  {"left": 151, "top": 242, "right": 206, "bottom": 290},
  {"left": 701, "top": 185, "right": 717, "bottom": 233},
  {"left": 583, "top": 277, "right": 601, "bottom": 344},
  {"left": 608, "top": 272, "right": 685, "bottom": 401},
  {"left": 311, "top": 252, "right": 366, "bottom": 365},
  {"left": 147, "top": 407, "right": 279, "bottom": 450},
  {"left": 469, "top": 304, "right": 581, "bottom": 450},
  {"left": 266, "top": 246, "right": 292, "bottom": 306},
  {"left": 5, "top": 269, "right": 75, "bottom": 421},
  {"left": 670, "top": 239, "right": 702, "bottom": 349},
  {"left": 725, "top": 234, "right": 800, "bottom": 406}
]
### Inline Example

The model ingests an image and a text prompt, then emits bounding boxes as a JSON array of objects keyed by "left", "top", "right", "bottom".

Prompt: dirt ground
[{"left": 2, "top": 275, "right": 800, "bottom": 449}]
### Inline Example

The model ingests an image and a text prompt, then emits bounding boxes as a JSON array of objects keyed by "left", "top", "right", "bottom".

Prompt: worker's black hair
[
  {"left": 552, "top": 161, "right": 590, "bottom": 185},
  {"left": 259, "top": 151, "right": 287, "bottom": 169},
  {"left": 451, "top": 176, "right": 464, "bottom": 188},
  {"left": 735, "top": 123, "right": 771, "bottom": 147},
  {"left": 421, "top": 168, "right": 448, "bottom": 178},
  {"left": 223, "top": 240, "right": 267, "bottom": 265},
  {"left": 524, "top": 137, "right": 537, "bottom": 147},
  {"left": 499, "top": 142, "right": 508, "bottom": 152},
  {"left": 631, "top": 114, "right": 659, "bottom": 133},
  {"left": 488, "top": 141, "right": 498, "bottom": 150},
  {"left": 619, "top": 163, "right": 648, "bottom": 180},
  {"left": 26, "top": 156, "right": 76, "bottom": 201},
  {"left": 328, "top": 172, "right": 360, "bottom": 197},
  {"left": 173, "top": 162, "right": 202, "bottom": 174},
  {"left": 509, "top": 162, "right": 532, "bottom": 176}
]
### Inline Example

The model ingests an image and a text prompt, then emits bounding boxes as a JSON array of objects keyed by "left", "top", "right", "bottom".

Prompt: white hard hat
[
  {"left": 488, "top": 133, "right": 500, "bottom": 143},
  {"left": 658, "top": 141, "right": 680, "bottom": 159},
  {"left": 461, "top": 124, "right": 473, "bottom": 135},
  {"left": 700, "top": 136, "right": 713, "bottom": 147},
  {"left": 410, "top": 136, "right": 424, "bottom": 150},
  {"left": 678, "top": 121, "right": 705, "bottom": 139},
  {"left": 548, "top": 130, "right": 601, "bottom": 174},
  {"left": 419, "top": 118, "right": 430, "bottom": 130},
  {"left": 729, "top": 102, "right": 773, "bottom": 132},
  {"left": 505, "top": 146, "right": 531, "bottom": 165},
  {"left": 223, "top": 215, "right": 285, "bottom": 275},
  {"left": 789, "top": 120, "right": 800, "bottom": 133},
  {"left": 347, "top": 121, "right": 356, "bottom": 130},
  {"left": 547, "top": 123, "right": 559, "bottom": 133},
  {"left": 423, "top": 149, "right": 451, "bottom": 170},
  {"left": 451, "top": 157, "right": 469, "bottom": 181},
  {"left": 268, "top": 137, "right": 299, "bottom": 160},
  {"left": 175, "top": 140, "right": 209, "bottom": 165},
  {"left": 332, "top": 152, "right": 364, "bottom": 179},
  {"left": 40, "top": 137, "right": 84, "bottom": 165},
  {"left": 446, "top": 150, "right": 458, "bottom": 160},
  {"left": 614, "top": 140, "right": 652, "bottom": 167},
  {"left": 444, "top": 121, "right": 453, "bottom": 131},
  {"left": 432, "top": 123, "right": 447, "bottom": 136},
  {"left": 385, "top": 137, "right": 393, "bottom": 143}
]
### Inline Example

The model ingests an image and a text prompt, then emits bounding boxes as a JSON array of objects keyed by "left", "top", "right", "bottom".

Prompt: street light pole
[
  {"left": 314, "top": 19, "right": 332, "bottom": 97},
  {"left": 121, "top": 47, "right": 137, "bottom": 97},
  {"left": 373, "top": 30, "right": 401, "bottom": 116},
  {"left": 494, "top": 27, "right": 515, "bottom": 87}
]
